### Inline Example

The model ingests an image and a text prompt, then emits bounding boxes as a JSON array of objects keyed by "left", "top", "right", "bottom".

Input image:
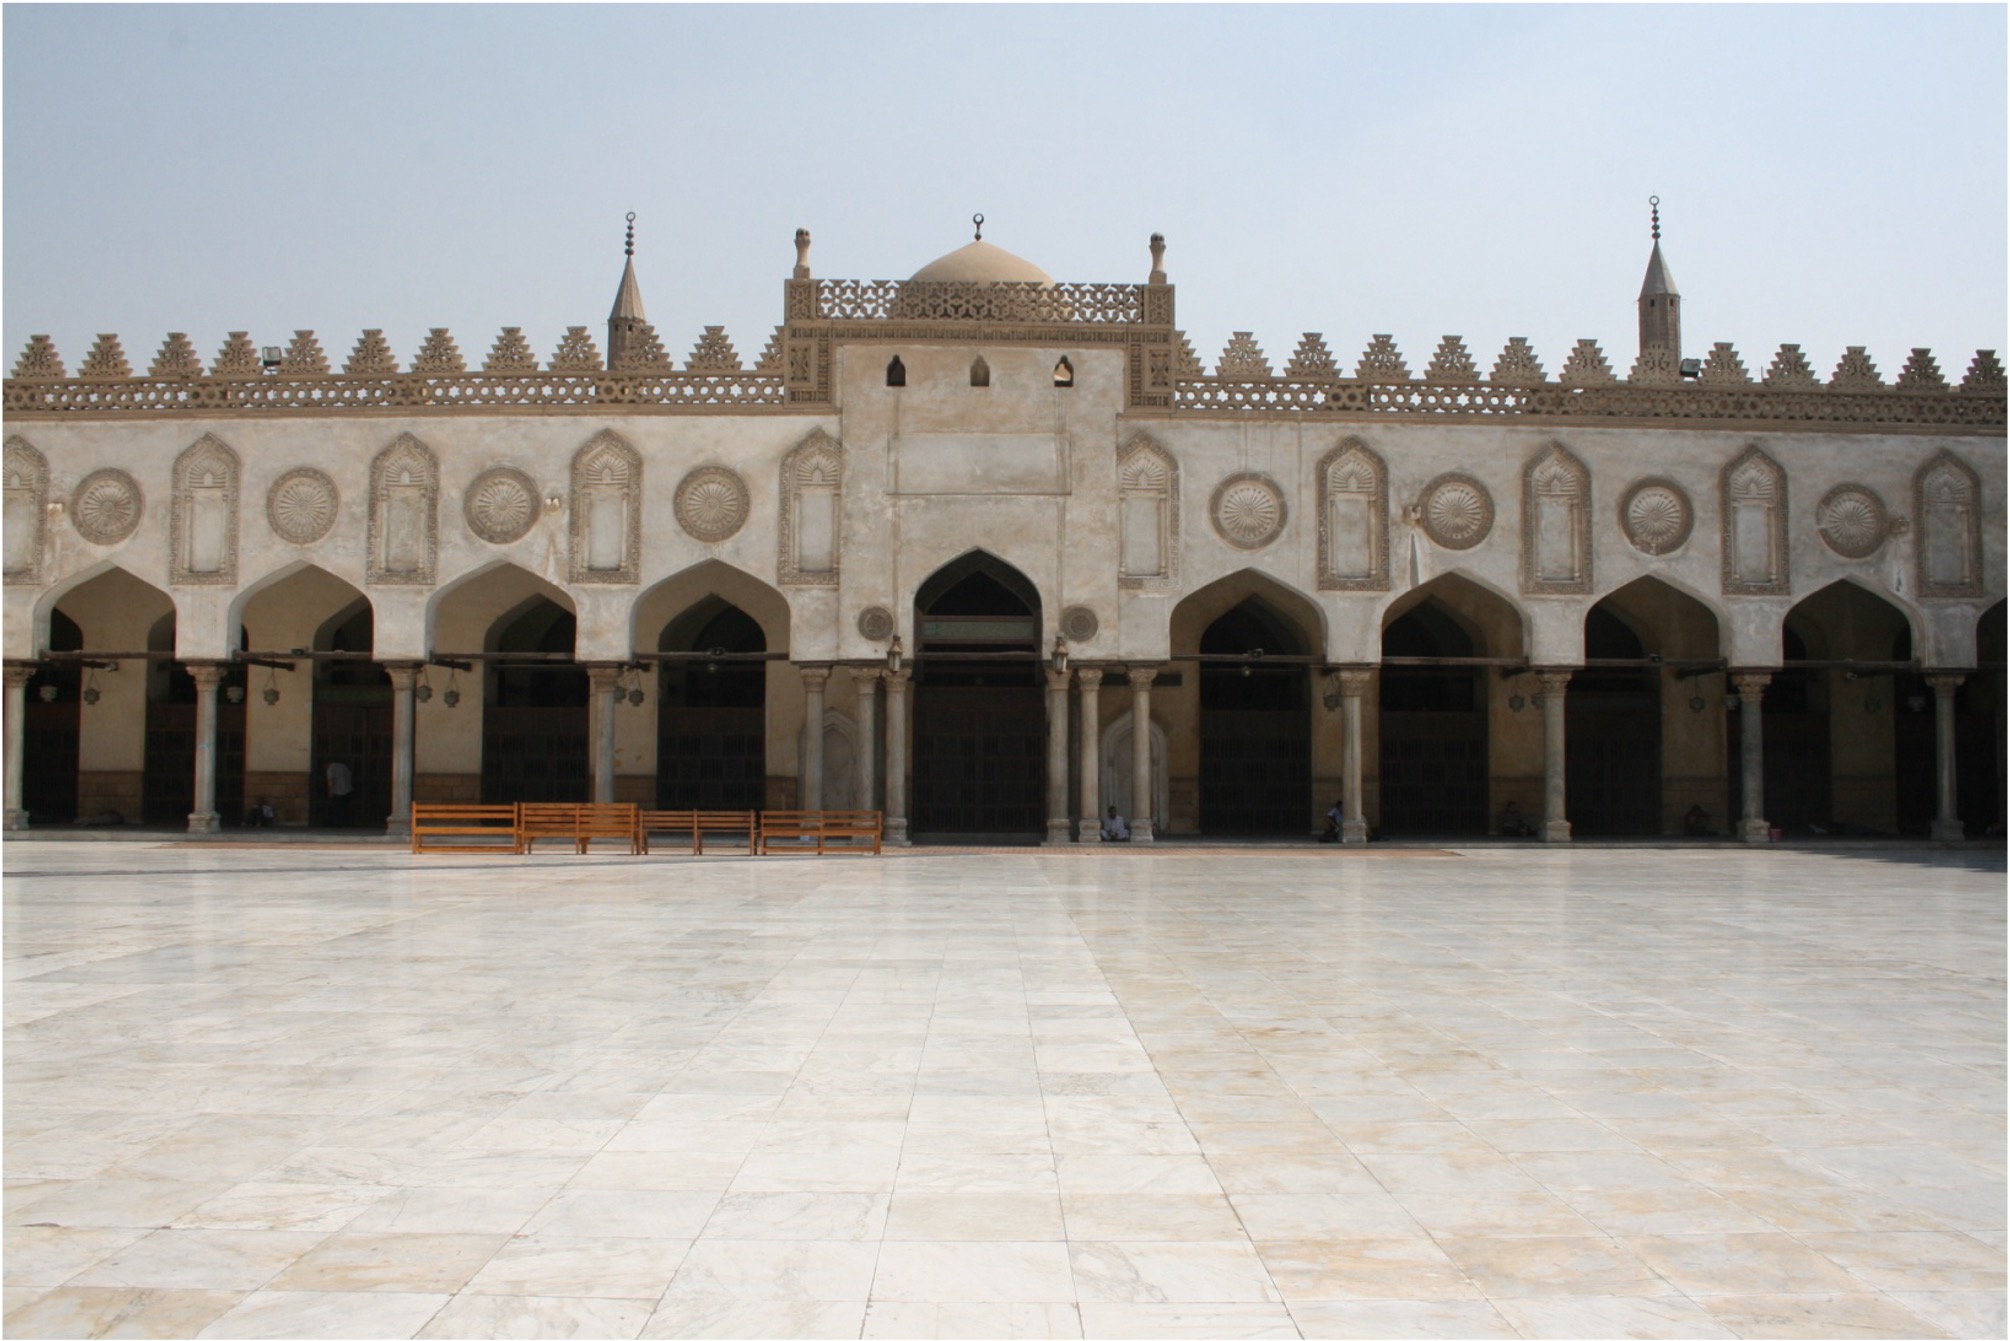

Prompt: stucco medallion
[
  {"left": 1815, "top": 484, "right": 1887, "bottom": 559},
  {"left": 463, "top": 467, "right": 538, "bottom": 545},
  {"left": 1620, "top": 478, "right": 1692, "bottom": 556},
  {"left": 1210, "top": 472, "right": 1286, "bottom": 550},
  {"left": 856, "top": 606, "right": 895, "bottom": 642},
  {"left": 675, "top": 465, "right": 750, "bottom": 543},
  {"left": 1061, "top": 605, "right": 1100, "bottom": 642},
  {"left": 1418, "top": 472, "right": 1493, "bottom": 550},
  {"left": 268, "top": 468, "right": 339, "bottom": 546},
  {"left": 71, "top": 468, "right": 143, "bottom": 545}
]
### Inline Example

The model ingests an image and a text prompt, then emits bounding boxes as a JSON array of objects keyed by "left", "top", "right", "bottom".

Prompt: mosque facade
[{"left": 3, "top": 214, "right": 2003, "bottom": 843}]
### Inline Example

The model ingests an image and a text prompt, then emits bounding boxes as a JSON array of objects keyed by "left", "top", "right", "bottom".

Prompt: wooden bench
[
  {"left": 638, "top": 809, "right": 757, "bottom": 855},
  {"left": 410, "top": 803, "right": 520, "bottom": 854},
  {"left": 758, "top": 810, "right": 883, "bottom": 855},
  {"left": 517, "top": 802, "right": 640, "bottom": 855},
  {"left": 575, "top": 803, "right": 642, "bottom": 855}
]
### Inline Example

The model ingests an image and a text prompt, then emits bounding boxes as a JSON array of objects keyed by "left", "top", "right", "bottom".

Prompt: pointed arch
[
  {"left": 1521, "top": 440, "right": 1590, "bottom": 595},
  {"left": 1721, "top": 444, "right": 1788, "bottom": 596},
  {"left": 1589, "top": 576, "right": 1722, "bottom": 660},
  {"left": 915, "top": 548, "right": 1044, "bottom": 623},
  {"left": 1317, "top": 436, "right": 1388, "bottom": 592},
  {"left": 367, "top": 432, "right": 438, "bottom": 585},
  {"left": 1381, "top": 570, "right": 1527, "bottom": 659},
  {"left": 1117, "top": 432, "right": 1178, "bottom": 588},
  {"left": 1169, "top": 569, "right": 1325, "bottom": 656},
  {"left": 425, "top": 559, "right": 574, "bottom": 656},
  {"left": 1785, "top": 577, "right": 1921, "bottom": 662},
  {"left": 568, "top": 429, "right": 641, "bottom": 584},
  {"left": 170, "top": 433, "right": 239, "bottom": 585},
  {"left": 1914, "top": 449, "right": 1983, "bottom": 598},
  {"left": 779, "top": 429, "right": 842, "bottom": 586},
  {"left": 228, "top": 558, "right": 372, "bottom": 645},
  {"left": 632, "top": 558, "right": 791, "bottom": 654},
  {"left": 30, "top": 559, "right": 174, "bottom": 657},
  {"left": 4, "top": 435, "right": 50, "bottom": 585},
  {"left": 233, "top": 562, "right": 372, "bottom": 652}
]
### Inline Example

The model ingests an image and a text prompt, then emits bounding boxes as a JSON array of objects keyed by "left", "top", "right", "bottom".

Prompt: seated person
[
  {"left": 1322, "top": 799, "right": 1343, "bottom": 843},
  {"left": 243, "top": 798, "right": 276, "bottom": 827},
  {"left": 1497, "top": 800, "right": 1535, "bottom": 838},
  {"left": 1100, "top": 805, "right": 1131, "bottom": 842},
  {"left": 1684, "top": 804, "right": 1712, "bottom": 837}
]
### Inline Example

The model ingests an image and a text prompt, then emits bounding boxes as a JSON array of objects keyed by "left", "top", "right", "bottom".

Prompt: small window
[
  {"left": 886, "top": 355, "right": 906, "bottom": 388},
  {"left": 970, "top": 356, "right": 991, "bottom": 388},
  {"left": 1053, "top": 356, "right": 1074, "bottom": 388}
]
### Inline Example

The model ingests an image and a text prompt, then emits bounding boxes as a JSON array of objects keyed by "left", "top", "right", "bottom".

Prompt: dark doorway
[
  {"left": 912, "top": 555, "right": 1044, "bottom": 838},
  {"left": 141, "top": 617, "right": 247, "bottom": 825},
  {"left": 1379, "top": 601, "right": 1488, "bottom": 834},
  {"left": 309, "top": 603, "right": 392, "bottom": 827},
  {"left": 1565, "top": 607, "right": 1661, "bottom": 835},
  {"left": 1198, "top": 598, "right": 1311, "bottom": 834},
  {"left": 23, "top": 610, "right": 82, "bottom": 824},
  {"left": 658, "top": 598, "right": 768, "bottom": 810},
  {"left": 1729, "top": 626, "right": 1830, "bottom": 835},
  {"left": 482, "top": 600, "right": 588, "bottom": 803}
]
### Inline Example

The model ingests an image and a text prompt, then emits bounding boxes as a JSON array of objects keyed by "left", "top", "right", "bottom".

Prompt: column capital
[
  {"left": 3, "top": 663, "right": 36, "bottom": 689},
  {"left": 1536, "top": 669, "right": 1573, "bottom": 696},
  {"left": 853, "top": 667, "right": 884, "bottom": 690},
  {"left": 1045, "top": 667, "right": 1072, "bottom": 692},
  {"left": 1076, "top": 667, "right": 1104, "bottom": 690},
  {"left": 1126, "top": 666, "right": 1158, "bottom": 690},
  {"left": 185, "top": 661, "right": 228, "bottom": 688},
  {"left": 1731, "top": 670, "right": 1773, "bottom": 702},
  {"left": 798, "top": 664, "right": 832, "bottom": 690},
  {"left": 884, "top": 667, "right": 911, "bottom": 691},
  {"left": 1335, "top": 666, "right": 1374, "bottom": 696},
  {"left": 1925, "top": 672, "right": 1968, "bottom": 694},
  {"left": 382, "top": 661, "right": 422, "bottom": 688},
  {"left": 584, "top": 662, "right": 626, "bottom": 686}
]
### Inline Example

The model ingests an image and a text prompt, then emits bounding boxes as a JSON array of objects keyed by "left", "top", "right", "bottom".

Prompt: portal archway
[
  {"left": 656, "top": 597, "right": 767, "bottom": 809},
  {"left": 240, "top": 565, "right": 381, "bottom": 826},
  {"left": 1195, "top": 596, "right": 1314, "bottom": 834},
  {"left": 483, "top": 598, "right": 588, "bottom": 803},
  {"left": 911, "top": 551, "right": 1044, "bottom": 837},
  {"left": 22, "top": 610, "right": 82, "bottom": 823}
]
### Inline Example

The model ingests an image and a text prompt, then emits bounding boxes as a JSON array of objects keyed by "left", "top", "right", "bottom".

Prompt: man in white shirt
[
  {"left": 1100, "top": 806, "right": 1130, "bottom": 842},
  {"left": 325, "top": 760, "right": 355, "bottom": 828}
]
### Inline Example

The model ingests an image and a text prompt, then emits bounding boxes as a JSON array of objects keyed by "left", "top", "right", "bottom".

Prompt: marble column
[
  {"left": 854, "top": 669, "right": 879, "bottom": 811},
  {"left": 187, "top": 662, "right": 226, "bottom": 834},
  {"left": 4, "top": 663, "right": 33, "bottom": 831},
  {"left": 884, "top": 668, "right": 910, "bottom": 845},
  {"left": 384, "top": 662, "right": 420, "bottom": 837},
  {"left": 1044, "top": 667, "right": 1072, "bottom": 846},
  {"left": 586, "top": 664, "right": 622, "bottom": 804},
  {"left": 1928, "top": 673, "right": 1966, "bottom": 840},
  {"left": 800, "top": 666, "right": 829, "bottom": 810},
  {"left": 1539, "top": 670, "right": 1572, "bottom": 843},
  {"left": 1076, "top": 668, "right": 1103, "bottom": 842},
  {"left": 1337, "top": 667, "right": 1372, "bottom": 845},
  {"left": 1734, "top": 671, "right": 1772, "bottom": 844},
  {"left": 1128, "top": 667, "right": 1156, "bottom": 844}
]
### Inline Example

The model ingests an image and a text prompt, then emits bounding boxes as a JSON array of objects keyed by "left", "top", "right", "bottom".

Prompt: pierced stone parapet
[
  {"left": 79, "top": 334, "right": 133, "bottom": 380},
  {"left": 279, "top": 331, "right": 330, "bottom": 376},
  {"left": 804, "top": 279, "right": 1150, "bottom": 324},
  {"left": 150, "top": 333, "right": 204, "bottom": 379},
  {"left": 1284, "top": 333, "right": 1337, "bottom": 380}
]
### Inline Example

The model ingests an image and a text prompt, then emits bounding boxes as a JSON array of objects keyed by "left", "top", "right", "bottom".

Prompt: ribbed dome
[{"left": 909, "top": 239, "right": 1054, "bottom": 286}]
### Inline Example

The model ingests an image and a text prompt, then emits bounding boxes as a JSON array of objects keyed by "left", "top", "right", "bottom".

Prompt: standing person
[
  {"left": 1100, "top": 805, "right": 1130, "bottom": 842},
  {"left": 325, "top": 760, "right": 354, "bottom": 828}
]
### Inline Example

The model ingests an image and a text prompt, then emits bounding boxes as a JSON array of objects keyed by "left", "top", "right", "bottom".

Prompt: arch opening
[
  {"left": 1194, "top": 596, "right": 1313, "bottom": 835},
  {"left": 482, "top": 597, "right": 588, "bottom": 803},
  {"left": 656, "top": 597, "right": 768, "bottom": 810}
]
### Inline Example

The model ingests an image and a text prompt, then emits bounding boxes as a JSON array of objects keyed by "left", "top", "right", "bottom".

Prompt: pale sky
[{"left": 5, "top": 4, "right": 2004, "bottom": 381}]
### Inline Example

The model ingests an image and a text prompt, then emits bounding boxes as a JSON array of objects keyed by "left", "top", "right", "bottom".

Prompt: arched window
[
  {"left": 1053, "top": 356, "right": 1074, "bottom": 388},
  {"left": 970, "top": 356, "right": 990, "bottom": 388},
  {"left": 886, "top": 355, "right": 906, "bottom": 388}
]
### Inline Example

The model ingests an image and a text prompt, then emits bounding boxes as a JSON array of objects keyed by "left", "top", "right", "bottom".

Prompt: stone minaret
[
  {"left": 1637, "top": 196, "right": 1680, "bottom": 361},
  {"left": 607, "top": 212, "right": 647, "bottom": 369}
]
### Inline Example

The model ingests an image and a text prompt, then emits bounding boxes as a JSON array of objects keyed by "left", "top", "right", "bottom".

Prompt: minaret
[
  {"left": 607, "top": 212, "right": 646, "bottom": 369},
  {"left": 1637, "top": 196, "right": 1680, "bottom": 361}
]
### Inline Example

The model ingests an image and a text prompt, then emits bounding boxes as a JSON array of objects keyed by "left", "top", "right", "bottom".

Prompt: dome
[{"left": 909, "top": 238, "right": 1054, "bottom": 286}]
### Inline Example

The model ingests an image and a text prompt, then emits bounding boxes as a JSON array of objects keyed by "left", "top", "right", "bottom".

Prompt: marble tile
[
  {"left": 68, "top": 1228, "right": 329, "bottom": 1291},
  {"left": 175, "top": 1182, "right": 391, "bottom": 1233},
  {"left": 1432, "top": 1233, "right": 1675, "bottom": 1298},
  {"left": 0, "top": 1285, "right": 244, "bottom": 1339},
  {"left": 1488, "top": 1294, "right": 1739, "bottom": 1338},
  {"left": 264, "top": 1231, "right": 509, "bottom": 1292},
  {"left": 639, "top": 1297, "right": 867, "bottom": 1339},
  {"left": 463, "top": 1237, "right": 691, "bottom": 1299},
  {"left": 1069, "top": 1240, "right": 1281, "bottom": 1304},
  {"left": 1284, "top": 1298, "right": 1521, "bottom": 1338},
  {"left": 1253, "top": 1236, "right": 1478, "bottom": 1302},
  {"left": 345, "top": 1186, "right": 556, "bottom": 1236},
  {"left": 1695, "top": 1291, "right": 1955, "bottom": 1338},
  {"left": 871, "top": 1241, "right": 1076, "bottom": 1303},
  {"left": 662, "top": 1239, "right": 879, "bottom": 1302},
  {"left": 520, "top": 1190, "right": 720, "bottom": 1240},
  {"left": 699, "top": 1191, "right": 888, "bottom": 1241},
  {"left": 1881, "top": 1289, "right": 2009, "bottom": 1339},
  {"left": 194, "top": 1288, "right": 449, "bottom": 1339},
  {"left": 1624, "top": 1231, "right": 1871, "bottom": 1295},
  {"left": 416, "top": 1292, "right": 653, "bottom": 1339},
  {"left": 1073, "top": 1301, "right": 1300, "bottom": 1337},
  {"left": 883, "top": 1193, "right": 1065, "bottom": 1241},
  {"left": 13, "top": 1179, "right": 231, "bottom": 1231},
  {"left": 860, "top": 1300, "right": 1082, "bottom": 1338}
]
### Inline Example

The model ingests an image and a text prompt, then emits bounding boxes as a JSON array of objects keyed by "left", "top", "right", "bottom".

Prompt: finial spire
[
  {"left": 1649, "top": 195, "right": 1661, "bottom": 243},
  {"left": 972, "top": 213, "right": 984, "bottom": 241},
  {"left": 624, "top": 211, "right": 636, "bottom": 258}
]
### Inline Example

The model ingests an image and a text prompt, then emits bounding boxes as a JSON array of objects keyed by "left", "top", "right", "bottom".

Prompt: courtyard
[{"left": 3, "top": 840, "right": 2004, "bottom": 1340}]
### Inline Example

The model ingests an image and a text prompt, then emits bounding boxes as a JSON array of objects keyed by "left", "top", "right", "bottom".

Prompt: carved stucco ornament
[
  {"left": 1061, "top": 605, "right": 1100, "bottom": 642},
  {"left": 856, "top": 606, "right": 895, "bottom": 642},
  {"left": 71, "top": 468, "right": 143, "bottom": 546},
  {"left": 1210, "top": 472, "right": 1286, "bottom": 550},
  {"left": 1815, "top": 484, "right": 1888, "bottom": 560},
  {"left": 1417, "top": 472, "right": 1493, "bottom": 550},
  {"left": 268, "top": 468, "right": 340, "bottom": 546},
  {"left": 463, "top": 467, "right": 538, "bottom": 545},
  {"left": 1620, "top": 478, "right": 1693, "bottom": 556},
  {"left": 674, "top": 465, "right": 751, "bottom": 543}
]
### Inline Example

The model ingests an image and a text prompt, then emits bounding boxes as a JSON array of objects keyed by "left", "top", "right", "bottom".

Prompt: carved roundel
[
  {"left": 675, "top": 466, "right": 750, "bottom": 543},
  {"left": 464, "top": 467, "right": 539, "bottom": 545},
  {"left": 1061, "top": 605, "right": 1100, "bottom": 642},
  {"left": 1816, "top": 484, "right": 1888, "bottom": 559},
  {"left": 1210, "top": 472, "right": 1287, "bottom": 550},
  {"left": 856, "top": 606, "right": 895, "bottom": 642},
  {"left": 1417, "top": 472, "right": 1493, "bottom": 550},
  {"left": 267, "top": 468, "right": 339, "bottom": 545},
  {"left": 71, "top": 469, "right": 143, "bottom": 545},
  {"left": 1620, "top": 478, "right": 1693, "bottom": 556}
]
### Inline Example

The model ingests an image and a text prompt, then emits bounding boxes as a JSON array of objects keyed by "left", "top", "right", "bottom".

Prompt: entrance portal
[
  {"left": 482, "top": 600, "right": 588, "bottom": 804},
  {"left": 1198, "top": 598, "right": 1311, "bottom": 834},
  {"left": 911, "top": 554, "right": 1044, "bottom": 838},
  {"left": 1565, "top": 607, "right": 1660, "bottom": 835},
  {"left": 658, "top": 598, "right": 767, "bottom": 810},
  {"left": 1379, "top": 600, "right": 1488, "bottom": 834}
]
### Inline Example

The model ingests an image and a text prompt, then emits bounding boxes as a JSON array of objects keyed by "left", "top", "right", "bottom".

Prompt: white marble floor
[{"left": 3, "top": 841, "right": 2003, "bottom": 1340}]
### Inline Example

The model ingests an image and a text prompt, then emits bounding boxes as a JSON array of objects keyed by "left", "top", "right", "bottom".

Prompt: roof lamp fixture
[
  {"left": 83, "top": 669, "right": 101, "bottom": 705},
  {"left": 1679, "top": 359, "right": 1702, "bottom": 380},
  {"left": 415, "top": 668, "right": 433, "bottom": 703},
  {"left": 1051, "top": 636, "right": 1070, "bottom": 676},
  {"left": 886, "top": 636, "right": 904, "bottom": 675},
  {"left": 262, "top": 667, "right": 280, "bottom": 706},
  {"left": 225, "top": 684, "right": 246, "bottom": 704},
  {"left": 261, "top": 345, "right": 283, "bottom": 370},
  {"left": 443, "top": 667, "right": 461, "bottom": 709}
]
